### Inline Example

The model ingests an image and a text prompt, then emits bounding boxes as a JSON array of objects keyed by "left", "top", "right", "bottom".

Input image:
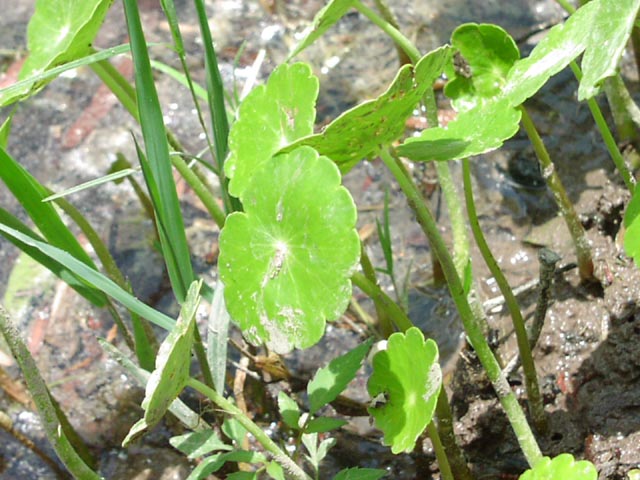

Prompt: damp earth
[{"left": 1, "top": 0, "right": 640, "bottom": 478}]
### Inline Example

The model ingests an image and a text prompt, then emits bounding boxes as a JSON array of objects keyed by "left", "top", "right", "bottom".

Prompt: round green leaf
[
  {"left": 367, "top": 327, "right": 442, "bottom": 454},
  {"left": 445, "top": 23, "right": 519, "bottom": 111},
  {"left": 519, "top": 454, "right": 597, "bottom": 480},
  {"left": 225, "top": 63, "right": 319, "bottom": 200},
  {"left": 219, "top": 146, "right": 360, "bottom": 353}
]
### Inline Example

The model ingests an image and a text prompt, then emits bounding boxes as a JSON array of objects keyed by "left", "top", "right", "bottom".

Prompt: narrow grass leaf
[
  {"left": 193, "top": 0, "right": 233, "bottom": 210},
  {"left": 0, "top": 112, "right": 13, "bottom": 148},
  {"left": 0, "top": 306, "right": 101, "bottom": 479},
  {"left": 43, "top": 168, "right": 138, "bottom": 202},
  {"left": 123, "top": 0, "right": 194, "bottom": 303},
  {"left": 207, "top": 281, "right": 231, "bottom": 393},
  {"left": 0, "top": 148, "right": 106, "bottom": 306},
  {"left": 367, "top": 327, "right": 441, "bottom": 454},
  {"left": 0, "top": 210, "right": 97, "bottom": 305},
  {"left": 0, "top": 44, "right": 132, "bottom": 106},
  {"left": 0, "top": 224, "right": 175, "bottom": 331},
  {"left": 307, "top": 338, "right": 373, "bottom": 414}
]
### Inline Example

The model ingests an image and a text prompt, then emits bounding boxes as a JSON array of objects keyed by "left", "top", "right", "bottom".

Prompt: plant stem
[
  {"left": 0, "top": 305, "right": 102, "bottom": 480},
  {"left": 462, "top": 159, "right": 547, "bottom": 433},
  {"left": 434, "top": 389, "right": 473, "bottom": 480},
  {"left": 379, "top": 148, "right": 543, "bottom": 466},
  {"left": 359, "top": 247, "right": 395, "bottom": 337},
  {"left": 554, "top": 0, "right": 576, "bottom": 14},
  {"left": 352, "top": 0, "right": 420, "bottom": 63},
  {"left": 427, "top": 420, "right": 454, "bottom": 480},
  {"left": 187, "top": 377, "right": 311, "bottom": 480},
  {"left": 569, "top": 62, "right": 636, "bottom": 193},
  {"left": 519, "top": 106, "right": 594, "bottom": 281},
  {"left": 351, "top": 272, "right": 413, "bottom": 333}
]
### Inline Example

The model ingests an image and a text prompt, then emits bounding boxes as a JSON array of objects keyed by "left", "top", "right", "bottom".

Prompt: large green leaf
[
  {"left": 219, "top": 146, "right": 360, "bottom": 353},
  {"left": 518, "top": 454, "right": 597, "bottom": 480},
  {"left": 123, "top": 280, "right": 201, "bottom": 446},
  {"left": 225, "top": 62, "right": 319, "bottom": 200},
  {"left": 505, "top": 0, "right": 640, "bottom": 104},
  {"left": 1, "top": 0, "right": 114, "bottom": 106},
  {"left": 397, "top": 99, "right": 521, "bottom": 161},
  {"left": 307, "top": 338, "right": 373, "bottom": 414},
  {"left": 287, "top": 0, "right": 355, "bottom": 60},
  {"left": 283, "top": 46, "right": 452, "bottom": 172},
  {"left": 367, "top": 327, "right": 441, "bottom": 454}
]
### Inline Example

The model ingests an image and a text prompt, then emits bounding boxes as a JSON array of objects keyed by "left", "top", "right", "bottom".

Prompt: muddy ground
[{"left": 1, "top": 0, "right": 639, "bottom": 478}]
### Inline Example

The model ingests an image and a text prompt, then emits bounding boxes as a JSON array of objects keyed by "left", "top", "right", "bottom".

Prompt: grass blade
[
  {"left": 0, "top": 305, "right": 101, "bottom": 479},
  {"left": 123, "top": 0, "right": 195, "bottom": 303},
  {"left": 207, "top": 282, "right": 230, "bottom": 393},
  {"left": 193, "top": 0, "right": 238, "bottom": 213},
  {"left": 0, "top": 223, "right": 175, "bottom": 331}
]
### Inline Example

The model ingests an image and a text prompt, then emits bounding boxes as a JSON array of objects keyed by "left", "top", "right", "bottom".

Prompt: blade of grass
[
  {"left": 42, "top": 168, "right": 139, "bottom": 202},
  {"left": 207, "top": 281, "right": 230, "bottom": 393},
  {"left": 0, "top": 305, "right": 101, "bottom": 479},
  {"left": 123, "top": 0, "right": 195, "bottom": 303},
  {"left": 0, "top": 223, "right": 175, "bottom": 331},
  {"left": 193, "top": 0, "right": 239, "bottom": 213},
  {"left": 0, "top": 148, "right": 107, "bottom": 307}
]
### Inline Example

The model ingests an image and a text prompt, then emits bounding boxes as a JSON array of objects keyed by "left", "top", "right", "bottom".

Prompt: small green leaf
[
  {"left": 445, "top": 23, "right": 519, "bottom": 110},
  {"left": 628, "top": 469, "right": 640, "bottom": 480},
  {"left": 624, "top": 185, "right": 640, "bottom": 267},
  {"left": 367, "top": 327, "right": 442, "bottom": 454},
  {"left": 225, "top": 63, "right": 319, "bottom": 199},
  {"left": 1, "top": 0, "right": 114, "bottom": 106},
  {"left": 307, "top": 338, "right": 373, "bottom": 414},
  {"left": 227, "top": 472, "right": 258, "bottom": 480},
  {"left": 333, "top": 467, "right": 387, "bottom": 480},
  {"left": 304, "top": 416, "right": 348, "bottom": 433},
  {"left": 397, "top": 99, "right": 521, "bottom": 162},
  {"left": 287, "top": 0, "right": 354, "bottom": 60},
  {"left": 169, "top": 430, "right": 232, "bottom": 459},
  {"left": 283, "top": 46, "right": 453, "bottom": 172},
  {"left": 266, "top": 461, "right": 286, "bottom": 480},
  {"left": 123, "top": 280, "right": 201, "bottom": 446},
  {"left": 222, "top": 417, "right": 247, "bottom": 446},
  {"left": 277, "top": 392, "right": 301, "bottom": 429},
  {"left": 186, "top": 451, "right": 266, "bottom": 480},
  {"left": 219, "top": 146, "right": 360, "bottom": 353},
  {"left": 518, "top": 454, "right": 597, "bottom": 480}
]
